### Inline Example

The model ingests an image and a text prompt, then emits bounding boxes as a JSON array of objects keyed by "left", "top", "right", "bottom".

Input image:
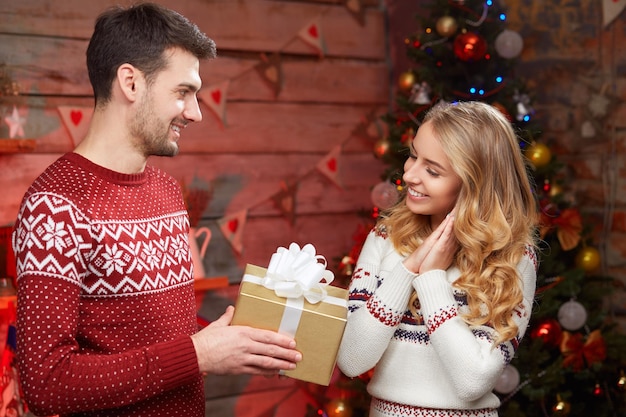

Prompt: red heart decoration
[
  {"left": 211, "top": 89, "right": 222, "bottom": 104},
  {"left": 70, "top": 110, "right": 83, "bottom": 126},
  {"left": 308, "top": 24, "right": 318, "bottom": 39},
  {"left": 326, "top": 158, "right": 337, "bottom": 172},
  {"left": 227, "top": 218, "right": 238, "bottom": 233}
]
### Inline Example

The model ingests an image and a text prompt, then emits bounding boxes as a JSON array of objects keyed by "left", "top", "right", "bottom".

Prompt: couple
[{"left": 12, "top": 3, "right": 537, "bottom": 417}]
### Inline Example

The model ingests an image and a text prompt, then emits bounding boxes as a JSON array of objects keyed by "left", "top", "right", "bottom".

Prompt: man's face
[{"left": 130, "top": 47, "right": 203, "bottom": 157}]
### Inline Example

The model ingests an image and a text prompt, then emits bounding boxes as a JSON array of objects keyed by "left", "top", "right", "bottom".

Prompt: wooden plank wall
[{"left": 0, "top": 0, "right": 389, "bottom": 415}]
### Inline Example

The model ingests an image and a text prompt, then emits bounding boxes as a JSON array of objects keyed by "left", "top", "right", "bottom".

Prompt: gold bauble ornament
[
  {"left": 552, "top": 394, "right": 571, "bottom": 416},
  {"left": 525, "top": 142, "right": 552, "bottom": 168},
  {"left": 326, "top": 398, "right": 353, "bottom": 417},
  {"left": 575, "top": 246, "right": 601, "bottom": 272},
  {"left": 397, "top": 71, "right": 416, "bottom": 92},
  {"left": 549, "top": 183, "right": 563, "bottom": 198},
  {"left": 436, "top": 16, "right": 458, "bottom": 37}
]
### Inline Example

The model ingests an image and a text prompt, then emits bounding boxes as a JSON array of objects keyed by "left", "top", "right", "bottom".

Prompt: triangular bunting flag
[
  {"left": 198, "top": 80, "right": 229, "bottom": 127},
  {"left": 270, "top": 181, "right": 298, "bottom": 226},
  {"left": 316, "top": 145, "right": 343, "bottom": 189},
  {"left": 297, "top": 18, "right": 326, "bottom": 57},
  {"left": 603, "top": 0, "right": 626, "bottom": 27},
  {"left": 343, "top": 0, "right": 365, "bottom": 26},
  {"left": 217, "top": 209, "right": 247, "bottom": 255},
  {"left": 255, "top": 53, "right": 284, "bottom": 98},
  {"left": 57, "top": 106, "right": 93, "bottom": 145}
]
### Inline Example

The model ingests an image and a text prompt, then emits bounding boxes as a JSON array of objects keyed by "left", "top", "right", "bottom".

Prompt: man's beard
[{"left": 130, "top": 92, "right": 179, "bottom": 157}]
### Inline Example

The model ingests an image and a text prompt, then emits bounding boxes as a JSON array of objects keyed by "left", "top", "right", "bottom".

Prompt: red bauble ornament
[
  {"left": 530, "top": 318, "right": 563, "bottom": 347},
  {"left": 453, "top": 32, "right": 487, "bottom": 61},
  {"left": 593, "top": 383, "right": 603, "bottom": 396}
]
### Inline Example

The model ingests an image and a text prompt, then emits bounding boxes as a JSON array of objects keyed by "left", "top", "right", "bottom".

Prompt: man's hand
[{"left": 191, "top": 306, "right": 302, "bottom": 376}]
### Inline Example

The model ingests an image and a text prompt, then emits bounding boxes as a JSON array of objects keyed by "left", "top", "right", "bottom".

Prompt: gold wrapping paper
[{"left": 231, "top": 264, "right": 348, "bottom": 385}]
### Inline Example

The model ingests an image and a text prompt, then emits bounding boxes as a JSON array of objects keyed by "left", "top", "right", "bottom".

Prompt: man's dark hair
[{"left": 86, "top": 2, "right": 216, "bottom": 105}]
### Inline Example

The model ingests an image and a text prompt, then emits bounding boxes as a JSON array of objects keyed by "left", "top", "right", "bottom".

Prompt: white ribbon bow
[{"left": 261, "top": 242, "right": 334, "bottom": 304}]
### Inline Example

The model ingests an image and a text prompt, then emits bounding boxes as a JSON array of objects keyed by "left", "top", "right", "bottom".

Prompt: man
[{"left": 11, "top": 3, "right": 301, "bottom": 416}]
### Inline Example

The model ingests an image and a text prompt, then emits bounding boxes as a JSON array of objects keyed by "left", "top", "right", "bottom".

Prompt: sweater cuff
[
  {"left": 372, "top": 262, "right": 418, "bottom": 312},
  {"left": 151, "top": 335, "right": 200, "bottom": 391},
  {"left": 412, "top": 270, "right": 456, "bottom": 317}
]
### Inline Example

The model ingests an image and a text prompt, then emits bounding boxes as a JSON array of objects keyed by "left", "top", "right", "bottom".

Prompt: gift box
[{"left": 231, "top": 244, "right": 348, "bottom": 386}]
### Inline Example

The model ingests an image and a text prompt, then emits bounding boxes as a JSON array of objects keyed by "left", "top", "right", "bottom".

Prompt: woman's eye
[{"left": 427, "top": 168, "right": 440, "bottom": 177}]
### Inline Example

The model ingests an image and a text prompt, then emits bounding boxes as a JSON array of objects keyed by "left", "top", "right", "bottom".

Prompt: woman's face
[{"left": 403, "top": 121, "right": 463, "bottom": 228}]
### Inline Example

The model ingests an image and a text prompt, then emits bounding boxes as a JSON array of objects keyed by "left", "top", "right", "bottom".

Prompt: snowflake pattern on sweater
[{"left": 12, "top": 153, "right": 203, "bottom": 417}]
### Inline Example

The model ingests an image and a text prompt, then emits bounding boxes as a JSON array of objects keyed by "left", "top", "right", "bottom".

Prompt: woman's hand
[{"left": 403, "top": 214, "right": 458, "bottom": 274}]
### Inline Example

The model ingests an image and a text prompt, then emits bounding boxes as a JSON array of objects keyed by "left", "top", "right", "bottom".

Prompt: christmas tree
[{"left": 328, "top": 1, "right": 626, "bottom": 416}]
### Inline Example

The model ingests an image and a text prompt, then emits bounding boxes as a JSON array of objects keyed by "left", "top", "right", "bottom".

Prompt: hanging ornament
[
  {"left": 618, "top": 370, "right": 626, "bottom": 391},
  {"left": 542, "top": 179, "right": 551, "bottom": 193},
  {"left": 493, "top": 365, "right": 520, "bottom": 394},
  {"left": 436, "top": 16, "right": 458, "bottom": 37},
  {"left": 513, "top": 90, "right": 534, "bottom": 121},
  {"left": 410, "top": 81, "right": 431, "bottom": 105},
  {"left": 398, "top": 71, "right": 416, "bottom": 92},
  {"left": 530, "top": 318, "right": 563, "bottom": 347},
  {"left": 401, "top": 127, "right": 415, "bottom": 146},
  {"left": 593, "top": 382, "right": 603, "bottom": 396},
  {"left": 338, "top": 255, "right": 355, "bottom": 277},
  {"left": 524, "top": 142, "right": 552, "bottom": 168},
  {"left": 453, "top": 32, "right": 487, "bottom": 61},
  {"left": 494, "top": 29, "right": 524, "bottom": 59},
  {"left": 4, "top": 105, "right": 27, "bottom": 138},
  {"left": 558, "top": 300, "right": 588, "bottom": 331},
  {"left": 371, "top": 181, "right": 400, "bottom": 209},
  {"left": 575, "top": 246, "right": 601, "bottom": 272},
  {"left": 373, "top": 138, "right": 391, "bottom": 158},
  {"left": 588, "top": 93, "right": 611, "bottom": 118},
  {"left": 549, "top": 183, "right": 563, "bottom": 198},
  {"left": 560, "top": 330, "right": 606, "bottom": 371},
  {"left": 581, "top": 120, "right": 597, "bottom": 138},
  {"left": 554, "top": 208, "right": 583, "bottom": 251},
  {"left": 326, "top": 397, "right": 353, "bottom": 417},
  {"left": 552, "top": 394, "right": 571, "bottom": 416}
]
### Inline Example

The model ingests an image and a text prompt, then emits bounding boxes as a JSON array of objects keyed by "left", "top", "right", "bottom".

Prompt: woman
[{"left": 337, "top": 101, "right": 538, "bottom": 417}]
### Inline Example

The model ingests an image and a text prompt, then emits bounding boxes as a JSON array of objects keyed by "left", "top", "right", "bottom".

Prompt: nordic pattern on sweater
[
  {"left": 337, "top": 227, "right": 537, "bottom": 416},
  {"left": 12, "top": 153, "right": 204, "bottom": 417},
  {"left": 372, "top": 398, "right": 498, "bottom": 417}
]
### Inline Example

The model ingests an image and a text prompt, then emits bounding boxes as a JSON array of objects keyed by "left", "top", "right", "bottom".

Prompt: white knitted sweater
[{"left": 337, "top": 228, "right": 537, "bottom": 414}]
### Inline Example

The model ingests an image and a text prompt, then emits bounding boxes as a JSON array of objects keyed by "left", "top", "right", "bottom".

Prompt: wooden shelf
[
  {"left": 193, "top": 276, "right": 230, "bottom": 292},
  {"left": 0, "top": 138, "right": 36, "bottom": 153}
]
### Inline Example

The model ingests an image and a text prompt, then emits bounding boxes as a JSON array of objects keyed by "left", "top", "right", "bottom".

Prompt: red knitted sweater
[{"left": 12, "top": 153, "right": 204, "bottom": 417}]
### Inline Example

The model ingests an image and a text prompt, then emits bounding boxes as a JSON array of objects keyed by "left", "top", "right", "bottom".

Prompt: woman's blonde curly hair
[{"left": 380, "top": 101, "right": 538, "bottom": 345}]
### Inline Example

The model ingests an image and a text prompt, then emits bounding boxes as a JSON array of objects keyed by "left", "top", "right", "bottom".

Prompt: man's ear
[{"left": 116, "top": 63, "right": 143, "bottom": 102}]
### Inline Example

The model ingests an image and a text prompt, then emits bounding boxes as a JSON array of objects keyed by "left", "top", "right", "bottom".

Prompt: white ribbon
[{"left": 261, "top": 242, "right": 335, "bottom": 304}]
